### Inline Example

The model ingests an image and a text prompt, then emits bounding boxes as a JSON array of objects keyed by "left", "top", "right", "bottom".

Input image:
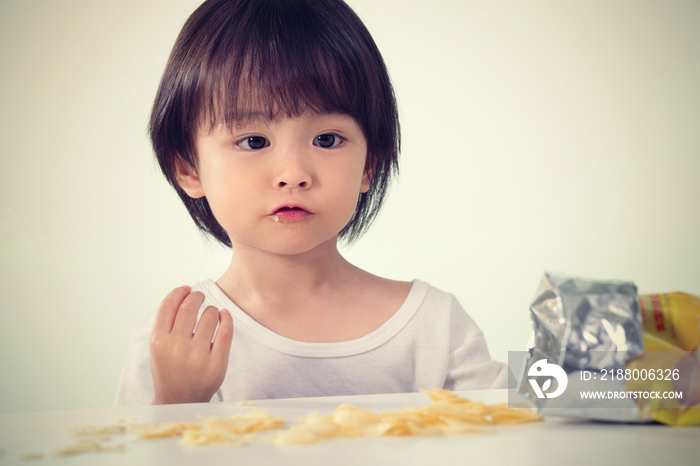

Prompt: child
[{"left": 115, "top": 0, "right": 509, "bottom": 406}]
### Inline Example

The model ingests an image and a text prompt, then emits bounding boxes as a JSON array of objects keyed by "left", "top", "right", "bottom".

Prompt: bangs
[{"left": 195, "top": 0, "right": 365, "bottom": 131}]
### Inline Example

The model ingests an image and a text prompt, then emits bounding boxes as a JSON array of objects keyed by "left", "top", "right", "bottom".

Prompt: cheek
[
  {"left": 197, "top": 166, "right": 251, "bottom": 226},
  {"left": 329, "top": 165, "right": 367, "bottom": 216}
]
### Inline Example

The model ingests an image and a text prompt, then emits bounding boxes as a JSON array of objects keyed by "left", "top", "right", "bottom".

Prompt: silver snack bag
[{"left": 518, "top": 272, "right": 647, "bottom": 421}]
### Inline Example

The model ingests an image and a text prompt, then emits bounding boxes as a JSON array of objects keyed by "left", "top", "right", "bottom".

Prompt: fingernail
[{"left": 221, "top": 309, "right": 230, "bottom": 315}]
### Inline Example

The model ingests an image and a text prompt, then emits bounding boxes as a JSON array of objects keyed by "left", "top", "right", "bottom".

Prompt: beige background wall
[{"left": 1, "top": 0, "right": 698, "bottom": 414}]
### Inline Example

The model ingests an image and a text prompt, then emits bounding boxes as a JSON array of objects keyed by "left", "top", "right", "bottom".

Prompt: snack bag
[
  {"left": 629, "top": 292, "right": 700, "bottom": 425},
  {"left": 639, "top": 292, "right": 700, "bottom": 352},
  {"left": 519, "top": 273, "right": 700, "bottom": 425}
]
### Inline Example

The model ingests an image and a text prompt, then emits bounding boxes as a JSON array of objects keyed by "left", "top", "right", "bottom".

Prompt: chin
[
  {"left": 273, "top": 236, "right": 338, "bottom": 256},
  {"left": 238, "top": 232, "right": 338, "bottom": 257}
]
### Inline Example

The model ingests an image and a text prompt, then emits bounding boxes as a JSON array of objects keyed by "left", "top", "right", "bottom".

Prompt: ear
[
  {"left": 360, "top": 163, "right": 373, "bottom": 194},
  {"left": 174, "top": 157, "right": 206, "bottom": 199}
]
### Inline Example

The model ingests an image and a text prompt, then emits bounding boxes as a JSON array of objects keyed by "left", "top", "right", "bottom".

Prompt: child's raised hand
[{"left": 149, "top": 286, "right": 233, "bottom": 404}]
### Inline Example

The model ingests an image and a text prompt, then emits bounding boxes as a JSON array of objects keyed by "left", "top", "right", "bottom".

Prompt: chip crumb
[
  {"left": 20, "top": 453, "right": 44, "bottom": 460},
  {"left": 71, "top": 425, "right": 125, "bottom": 435},
  {"left": 131, "top": 421, "right": 202, "bottom": 439},
  {"left": 237, "top": 401, "right": 254, "bottom": 406},
  {"left": 0, "top": 448, "right": 5, "bottom": 456},
  {"left": 53, "top": 439, "right": 125, "bottom": 457}
]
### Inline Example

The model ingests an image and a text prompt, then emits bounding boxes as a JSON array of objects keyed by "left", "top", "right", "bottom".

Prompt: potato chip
[
  {"left": 53, "top": 438, "right": 125, "bottom": 457},
  {"left": 132, "top": 421, "right": 202, "bottom": 439},
  {"left": 491, "top": 407, "right": 543, "bottom": 424},
  {"left": 71, "top": 425, "right": 126, "bottom": 435},
  {"left": 328, "top": 405, "right": 383, "bottom": 436},
  {"left": 180, "top": 428, "right": 247, "bottom": 448},
  {"left": 20, "top": 453, "right": 44, "bottom": 461},
  {"left": 420, "top": 388, "right": 466, "bottom": 404},
  {"left": 275, "top": 410, "right": 378, "bottom": 445},
  {"left": 179, "top": 408, "right": 285, "bottom": 448}
]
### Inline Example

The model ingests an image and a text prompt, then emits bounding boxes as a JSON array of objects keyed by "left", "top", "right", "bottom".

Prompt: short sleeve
[
  {"left": 113, "top": 311, "right": 157, "bottom": 407},
  {"left": 443, "top": 297, "right": 511, "bottom": 390}
]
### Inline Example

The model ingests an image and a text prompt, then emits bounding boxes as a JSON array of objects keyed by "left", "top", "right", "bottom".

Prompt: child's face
[{"left": 177, "top": 111, "right": 370, "bottom": 255}]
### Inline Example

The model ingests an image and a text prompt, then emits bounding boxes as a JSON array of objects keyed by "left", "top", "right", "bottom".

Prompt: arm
[{"left": 149, "top": 286, "right": 234, "bottom": 404}]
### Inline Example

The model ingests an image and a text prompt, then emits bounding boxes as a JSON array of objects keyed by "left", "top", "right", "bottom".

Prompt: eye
[
  {"left": 238, "top": 136, "right": 269, "bottom": 150},
  {"left": 314, "top": 133, "right": 343, "bottom": 148}
]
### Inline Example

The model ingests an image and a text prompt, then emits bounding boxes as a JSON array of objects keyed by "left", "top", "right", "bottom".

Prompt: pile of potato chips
[{"left": 132, "top": 389, "right": 541, "bottom": 447}]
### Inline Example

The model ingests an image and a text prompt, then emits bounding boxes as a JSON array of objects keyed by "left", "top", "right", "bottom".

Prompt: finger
[
  {"left": 172, "top": 290, "right": 206, "bottom": 337},
  {"left": 212, "top": 309, "right": 234, "bottom": 361},
  {"left": 192, "top": 305, "right": 220, "bottom": 346},
  {"left": 153, "top": 286, "right": 191, "bottom": 334}
]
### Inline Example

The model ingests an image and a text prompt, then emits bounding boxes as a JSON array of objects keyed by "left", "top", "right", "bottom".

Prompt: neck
[{"left": 216, "top": 236, "right": 354, "bottom": 308}]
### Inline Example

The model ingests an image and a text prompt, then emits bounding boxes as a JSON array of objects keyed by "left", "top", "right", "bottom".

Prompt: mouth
[{"left": 269, "top": 205, "right": 313, "bottom": 222}]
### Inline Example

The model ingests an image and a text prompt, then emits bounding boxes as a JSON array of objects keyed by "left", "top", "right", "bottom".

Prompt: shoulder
[
  {"left": 414, "top": 281, "right": 479, "bottom": 324},
  {"left": 416, "top": 281, "right": 460, "bottom": 311},
  {"left": 190, "top": 279, "right": 231, "bottom": 311},
  {"left": 412, "top": 281, "right": 485, "bottom": 350},
  {"left": 353, "top": 273, "right": 412, "bottom": 307}
]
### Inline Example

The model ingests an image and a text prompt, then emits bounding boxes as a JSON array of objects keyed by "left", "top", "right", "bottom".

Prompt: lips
[{"left": 269, "top": 205, "right": 313, "bottom": 221}]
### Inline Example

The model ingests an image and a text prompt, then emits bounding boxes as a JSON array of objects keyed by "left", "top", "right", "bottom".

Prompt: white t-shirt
[{"left": 114, "top": 279, "right": 510, "bottom": 406}]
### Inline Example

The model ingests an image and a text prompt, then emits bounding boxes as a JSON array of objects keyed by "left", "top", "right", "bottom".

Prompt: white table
[{"left": 0, "top": 390, "right": 698, "bottom": 465}]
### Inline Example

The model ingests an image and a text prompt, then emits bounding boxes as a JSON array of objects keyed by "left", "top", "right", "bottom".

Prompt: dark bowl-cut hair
[{"left": 149, "top": 0, "right": 400, "bottom": 247}]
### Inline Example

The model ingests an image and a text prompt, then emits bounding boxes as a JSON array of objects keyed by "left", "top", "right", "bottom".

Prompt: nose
[{"left": 273, "top": 145, "right": 313, "bottom": 189}]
